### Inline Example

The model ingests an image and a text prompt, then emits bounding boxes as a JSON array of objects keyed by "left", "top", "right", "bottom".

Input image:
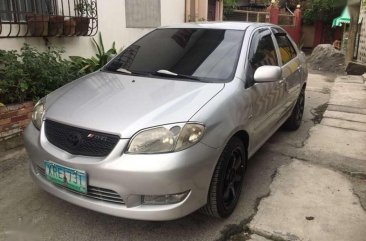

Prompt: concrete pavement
[
  {"left": 242, "top": 74, "right": 366, "bottom": 241},
  {"left": 1, "top": 71, "right": 366, "bottom": 241},
  {"left": 249, "top": 160, "right": 366, "bottom": 241},
  {"left": 304, "top": 75, "right": 366, "bottom": 168}
]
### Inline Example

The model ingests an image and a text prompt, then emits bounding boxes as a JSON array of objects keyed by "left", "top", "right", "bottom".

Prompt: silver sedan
[{"left": 24, "top": 22, "right": 307, "bottom": 220}]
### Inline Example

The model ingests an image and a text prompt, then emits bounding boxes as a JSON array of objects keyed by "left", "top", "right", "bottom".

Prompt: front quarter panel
[{"left": 190, "top": 78, "right": 252, "bottom": 149}]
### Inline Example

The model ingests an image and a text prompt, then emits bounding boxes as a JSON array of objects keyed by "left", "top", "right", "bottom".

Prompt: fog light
[{"left": 142, "top": 191, "right": 190, "bottom": 205}]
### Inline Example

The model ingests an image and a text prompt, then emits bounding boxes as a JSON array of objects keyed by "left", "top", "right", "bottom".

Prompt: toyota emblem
[{"left": 66, "top": 132, "right": 82, "bottom": 147}]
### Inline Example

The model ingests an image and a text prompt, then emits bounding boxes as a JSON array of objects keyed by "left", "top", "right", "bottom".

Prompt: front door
[{"left": 244, "top": 28, "right": 288, "bottom": 150}]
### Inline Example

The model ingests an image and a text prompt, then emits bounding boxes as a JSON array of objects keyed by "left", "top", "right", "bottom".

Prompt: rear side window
[{"left": 274, "top": 35, "right": 297, "bottom": 65}]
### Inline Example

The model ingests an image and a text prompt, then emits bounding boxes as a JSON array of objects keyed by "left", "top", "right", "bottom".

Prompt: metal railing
[
  {"left": 0, "top": 0, "right": 98, "bottom": 38},
  {"left": 225, "top": 10, "right": 269, "bottom": 23},
  {"left": 278, "top": 13, "right": 294, "bottom": 26}
]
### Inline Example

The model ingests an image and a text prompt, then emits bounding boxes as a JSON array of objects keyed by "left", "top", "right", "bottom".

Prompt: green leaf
[
  {"left": 92, "top": 37, "right": 102, "bottom": 57},
  {"left": 20, "top": 81, "right": 29, "bottom": 92},
  {"left": 98, "top": 32, "right": 105, "bottom": 54}
]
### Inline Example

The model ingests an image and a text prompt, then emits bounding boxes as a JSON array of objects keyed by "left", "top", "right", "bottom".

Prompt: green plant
[
  {"left": 302, "top": 0, "right": 347, "bottom": 25},
  {"left": 75, "top": 0, "right": 96, "bottom": 16},
  {"left": 70, "top": 33, "right": 117, "bottom": 74},
  {"left": 0, "top": 44, "right": 81, "bottom": 105},
  {"left": 223, "top": 0, "right": 237, "bottom": 15}
]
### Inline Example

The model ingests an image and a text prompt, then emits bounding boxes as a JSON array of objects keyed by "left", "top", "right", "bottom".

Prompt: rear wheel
[
  {"left": 201, "top": 137, "right": 246, "bottom": 218},
  {"left": 283, "top": 88, "right": 305, "bottom": 131}
]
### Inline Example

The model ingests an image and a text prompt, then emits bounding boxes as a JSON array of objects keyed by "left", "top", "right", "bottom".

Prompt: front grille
[
  {"left": 36, "top": 165, "right": 125, "bottom": 205},
  {"left": 44, "top": 119, "right": 120, "bottom": 157}
]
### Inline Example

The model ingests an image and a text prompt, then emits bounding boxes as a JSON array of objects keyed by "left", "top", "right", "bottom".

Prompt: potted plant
[
  {"left": 47, "top": 2, "right": 64, "bottom": 37},
  {"left": 48, "top": 15, "right": 64, "bottom": 36},
  {"left": 63, "top": 17, "right": 76, "bottom": 36},
  {"left": 27, "top": 0, "right": 60, "bottom": 37},
  {"left": 26, "top": 14, "right": 49, "bottom": 36},
  {"left": 74, "top": 0, "right": 96, "bottom": 36}
]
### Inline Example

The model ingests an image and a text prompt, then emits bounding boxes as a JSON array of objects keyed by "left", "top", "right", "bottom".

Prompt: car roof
[{"left": 159, "top": 21, "right": 273, "bottom": 31}]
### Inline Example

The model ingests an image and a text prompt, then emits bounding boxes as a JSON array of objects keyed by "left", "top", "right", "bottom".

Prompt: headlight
[
  {"left": 32, "top": 98, "right": 46, "bottom": 129},
  {"left": 127, "top": 123, "right": 205, "bottom": 154}
]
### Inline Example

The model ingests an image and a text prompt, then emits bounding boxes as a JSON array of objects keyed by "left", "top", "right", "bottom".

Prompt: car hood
[{"left": 45, "top": 71, "right": 224, "bottom": 138}]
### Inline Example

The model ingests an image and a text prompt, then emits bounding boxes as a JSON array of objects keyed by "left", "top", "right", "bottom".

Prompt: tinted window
[
  {"left": 250, "top": 34, "right": 278, "bottom": 71},
  {"left": 275, "top": 35, "right": 297, "bottom": 65},
  {"left": 246, "top": 30, "right": 278, "bottom": 87},
  {"left": 105, "top": 28, "right": 245, "bottom": 82}
]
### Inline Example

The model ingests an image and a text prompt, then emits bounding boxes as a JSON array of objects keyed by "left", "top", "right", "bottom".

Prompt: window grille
[{"left": 0, "top": 0, "right": 98, "bottom": 38}]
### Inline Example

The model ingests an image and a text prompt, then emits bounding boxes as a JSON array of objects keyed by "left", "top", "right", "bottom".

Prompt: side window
[
  {"left": 246, "top": 30, "right": 278, "bottom": 88},
  {"left": 274, "top": 35, "right": 297, "bottom": 65},
  {"left": 250, "top": 34, "right": 278, "bottom": 71}
]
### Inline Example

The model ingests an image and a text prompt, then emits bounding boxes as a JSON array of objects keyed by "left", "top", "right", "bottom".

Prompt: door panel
[
  {"left": 283, "top": 58, "right": 302, "bottom": 103},
  {"left": 273, "top": 31, "right": 302, "bottom": 116}
]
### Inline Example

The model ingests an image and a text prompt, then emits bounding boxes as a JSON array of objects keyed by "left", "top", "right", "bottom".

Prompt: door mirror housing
[{"left": 254, "top": 66, "right": 282, "bottom": 83}]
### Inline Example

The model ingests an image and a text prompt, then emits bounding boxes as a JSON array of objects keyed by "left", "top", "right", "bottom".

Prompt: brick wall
[{"left": 0, "top": 101, "right": 33, "bottom": 150}]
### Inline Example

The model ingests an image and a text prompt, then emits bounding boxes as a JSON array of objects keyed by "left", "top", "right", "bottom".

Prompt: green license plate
[{"left": 44, "top": 161, "right": 87, "bottom": 194}]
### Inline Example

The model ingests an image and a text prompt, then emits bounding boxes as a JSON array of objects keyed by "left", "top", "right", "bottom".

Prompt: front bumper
[{"left": 24, "top": 123, "right": 222, "bottom": 220}]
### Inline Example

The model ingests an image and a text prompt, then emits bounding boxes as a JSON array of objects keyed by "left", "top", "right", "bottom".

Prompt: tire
[
  {"left": 201, "top": 137, "right": 247, "bottom": 218},
  {"left": 283, "top": 88, "right": 305, "bottom": 131}
]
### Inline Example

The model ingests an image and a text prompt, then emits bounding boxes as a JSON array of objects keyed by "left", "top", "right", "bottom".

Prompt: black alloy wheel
[
  {"left": 283, "top": 88, "right": 305, "bottom": 131},
  {"left": 222, "top": 147, "right": 244, "bottom": 210},
  {"left": 201, "top": 137, "right": 246, "bottom": 218}
]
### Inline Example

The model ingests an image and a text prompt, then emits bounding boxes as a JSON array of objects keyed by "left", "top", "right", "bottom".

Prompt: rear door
[{"left": 271, "top": 28, "right": 302, "bottom": 114}]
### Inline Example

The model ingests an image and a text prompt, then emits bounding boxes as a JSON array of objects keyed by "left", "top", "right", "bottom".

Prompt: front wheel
[
  {"left": 201, "top": 137, "right": 246, "bottom": 218},
  {"left": 283, "top": 88, "right": 305, "bottom": 131}
]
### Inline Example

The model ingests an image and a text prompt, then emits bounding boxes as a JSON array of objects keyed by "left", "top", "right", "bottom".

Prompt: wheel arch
[
  {"left": 231, "top": 130, "right": 249, "bottom": 160},
  {"left": 201, "top": 129, "right": 249, "bottom": 217},
  {"left": 302, "top": 82, "right": 307, "bottom": 90}
]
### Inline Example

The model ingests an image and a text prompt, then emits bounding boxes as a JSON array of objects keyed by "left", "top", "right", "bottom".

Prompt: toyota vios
[{"left": 24, "top": 22, "right": 307, "bottom": 220}]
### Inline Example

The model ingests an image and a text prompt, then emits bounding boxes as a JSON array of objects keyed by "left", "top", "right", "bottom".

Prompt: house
[{"left": 0, "top": 0, "right": 223, "bottom": 57}]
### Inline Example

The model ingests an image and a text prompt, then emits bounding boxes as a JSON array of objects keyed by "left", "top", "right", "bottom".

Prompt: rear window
[{"left": 105, "top": 28, "right": 245, "bottom": 82}]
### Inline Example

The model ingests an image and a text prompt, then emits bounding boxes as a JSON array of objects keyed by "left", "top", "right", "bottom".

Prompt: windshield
[{"left": 105, "top": 28, "right": 245, "bottom": 82}]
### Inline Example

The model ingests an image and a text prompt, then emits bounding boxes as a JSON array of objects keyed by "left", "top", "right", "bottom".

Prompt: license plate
[{"left": 44, "top": 161, "right": 87, "bottom": 194}]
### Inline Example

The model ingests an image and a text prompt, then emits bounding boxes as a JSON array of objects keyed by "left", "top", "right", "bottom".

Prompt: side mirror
[{"left": 254, "top": 66, "right": 282, "bottom": 83}]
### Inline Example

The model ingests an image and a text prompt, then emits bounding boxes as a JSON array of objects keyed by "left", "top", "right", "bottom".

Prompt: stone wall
[{"left": 0, "top": 102, "right": 33, "bottom": 151}]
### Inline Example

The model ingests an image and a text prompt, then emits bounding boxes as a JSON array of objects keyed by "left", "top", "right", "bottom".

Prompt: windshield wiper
[
  {"left": 152, "top": 69, "right": 203, "bottom": 81},
  {"left": 115, "top": 68, "right": 132, "bottom": 74},
  {"left": 104, "top": 68, "right": 148, "bottom": 77}
]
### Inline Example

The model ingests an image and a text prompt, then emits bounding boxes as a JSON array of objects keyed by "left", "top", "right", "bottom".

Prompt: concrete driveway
[{"left": 1, "top": 71, "right": 364, "bottom": 241}]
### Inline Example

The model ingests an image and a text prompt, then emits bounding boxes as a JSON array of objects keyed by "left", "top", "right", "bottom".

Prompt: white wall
[
  {"left": 357, "top": 6, "right": 366, "bottom": 63},
  {"left": 0, "top": 0, "right": 185, "bottom": 58}
]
